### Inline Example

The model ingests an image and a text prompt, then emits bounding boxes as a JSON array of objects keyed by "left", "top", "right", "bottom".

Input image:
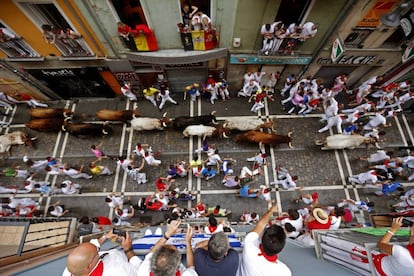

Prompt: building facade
[{"left": 0, "top": 0, "right": 412, "bottom": 100}]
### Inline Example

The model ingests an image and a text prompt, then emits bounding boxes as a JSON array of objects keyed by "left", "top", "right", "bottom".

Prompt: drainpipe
[{"left": 298, "top": 0, "right": 359, "bottom": 78}]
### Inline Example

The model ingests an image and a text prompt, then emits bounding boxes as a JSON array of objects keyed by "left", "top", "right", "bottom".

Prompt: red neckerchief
[
  {"left": 150, "top": 271, "right": 181, "bottom": 276},
  {"left": 407, "top": 244, "right": 414, "bottom": 259},
  {"left": 372, "top": 253, "right": 387, "bottom": 276},
  {"left": 208, "top": 225, "right": 217, "bottom": 233},
  {"left": 258, "top": 244, "right": 278, "bottom": 262},
  {"left": 71, "top": 259, "right": 104, "bottom": 276}
]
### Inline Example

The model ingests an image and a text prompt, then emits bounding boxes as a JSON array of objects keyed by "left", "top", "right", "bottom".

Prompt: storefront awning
[
  {"left": 126, "top": 48, "right": 228, "bottom": 64},
  {"left": 230, "top": 54, "right": 312, "bottom": 65}
]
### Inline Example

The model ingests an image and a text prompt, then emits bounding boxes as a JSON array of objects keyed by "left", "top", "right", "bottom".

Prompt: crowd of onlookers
[{"left": 1, "top": 61, "right": 414, "bottom": 274}]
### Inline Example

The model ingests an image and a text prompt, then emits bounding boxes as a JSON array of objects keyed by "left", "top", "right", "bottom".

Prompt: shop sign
[
  {"left": 331, "top": 38, "right": 344, "bottom": 62},
  {"left": 357, "top": 0, "right": 399, "bottom": 28},
  {"left": 318, "top": 55, "right": 378, "bottom": 65},
  {"left": 230, "top": 55, "right": 311, "bottom": 65},
  {"left": 41, "top": 69, "right": 76, "bottom": 77},
  {"left": 165, "top": 62, "right": 203, "bottom": 68},
  {"left": 402, "top": 38, "right": 414, "bottom": 63},
  {"left": 114, "top": 72, "right": 138, "bottom": 81},
  {"left": 400, "top": 7, "right": 414, "bottom": 38}
]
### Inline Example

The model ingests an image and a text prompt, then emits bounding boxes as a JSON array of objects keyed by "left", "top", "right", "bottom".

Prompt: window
[
  {"left": 344, "top": 28, "right": 373, "bottom": 48},
  {"left": 16, "top": 1, "right": 93, "bottom": 57},
  {"left": 274, "top": 0, "right": 312, "bottom": 26},
  {"left": 381, "top": 27, "right": 406, "bottom": 49},
  {"left": 0, "top": 22, "right": 39, "bottom": 58},
  {"left": 110, "top": 0, "right": 147, "bottom": 27}
]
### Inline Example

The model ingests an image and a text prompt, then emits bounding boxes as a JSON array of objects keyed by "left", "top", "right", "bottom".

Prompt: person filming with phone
[
  {"left": 374, "top": 217, "right": 414, "bottom": 276},
  {"left": 62, "top": 229, "right": 141, "bottom": 275}
]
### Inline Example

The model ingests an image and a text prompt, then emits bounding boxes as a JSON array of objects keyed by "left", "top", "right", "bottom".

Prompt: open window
[
  {"left": 110, "top": 0, "right": 147, "bottom": 27},
  {"left": 0, "top": 22, "right": 39, "bottom": 58},
  {"left": 16, "top": 1, "right": 93, "bottom": 57}
]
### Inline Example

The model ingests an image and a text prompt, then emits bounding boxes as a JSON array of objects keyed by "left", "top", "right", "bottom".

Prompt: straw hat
[{"left": 312, "top": 208, "right": 329, "bottom": 224}]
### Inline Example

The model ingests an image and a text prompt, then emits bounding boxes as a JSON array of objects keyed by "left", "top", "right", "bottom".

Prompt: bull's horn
[
  {"left": 223, "top": 123, "right": 228, "bottom": 128},
  {"left": 30, "top": 136, "right": 38, "bottom": 141},
  {"left": 102, "top": 128, "right": 109, "bottom": 135},
  {"left": 64, "top": 117, "right": 72, "bottom": 122},
  {"left": 162, "top": 122, "right": 167, "bottom": 128},
  {"left": 61, "top": 125, "right": 67, "bottom": 131},
  {"left": 211, "top": 110, "right": 216, "bottom": 115},
  {"left": 287, "top": 131, "right": 292, "bottom": 137},
  {"left": 223, "top": 132, "right": 229, "bottom": 138},
  {"left": 162, "top": 112, "right": 167, "bottom": 118},
  {"left": 288, "top": 142, "right": 293, "bottom": 148}
]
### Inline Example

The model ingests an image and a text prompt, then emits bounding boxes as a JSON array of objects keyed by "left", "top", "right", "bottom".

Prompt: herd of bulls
[{"left": 0, "top": 108, "right": 293, "bottom": 157}]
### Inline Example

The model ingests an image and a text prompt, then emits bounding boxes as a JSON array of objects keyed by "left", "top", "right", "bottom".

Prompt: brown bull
[
  {"left": 234, "top": 130, "right": 292, "bottom": 148},
  {"left": 26, "top": 118, "right": 64, "bottom": 132},
  {"left": 95, "top": 109, "right": 141, "bottom": 122},
  {"left": 29, "top": 108, "right": 73, "bottom": 119}
]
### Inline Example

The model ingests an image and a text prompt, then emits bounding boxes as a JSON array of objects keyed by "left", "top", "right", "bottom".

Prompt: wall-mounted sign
[
  {"left": 400, "top": 7, "right": 414, "bottom": 38},
  {"left": 331, "top": 38, "right": 344, "bottom": 62},
  {"left": 402, "top": 39, "right": 414, "bottom": 63},
  {"left": 165, "top": 62, "right": 204, "bottom": 68},
  {"left": 113, "top": 72, "right": 138, "bottom": 81},
  {"left": 318, "top": 54, "right": 380, "bottom": 65},
  {"left": 230, "top": 55, "right": 311, "bottom": 65},
  {"left": 357, "top": 0, "right": 399, "bottom": 28},
  {"left": 40, "top": 69, "right": 76, "bottom": 77}
]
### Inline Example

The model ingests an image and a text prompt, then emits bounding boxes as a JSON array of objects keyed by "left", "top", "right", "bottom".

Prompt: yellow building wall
[{"left": 0, "top": 0, "right": 106, "bottom": 58}]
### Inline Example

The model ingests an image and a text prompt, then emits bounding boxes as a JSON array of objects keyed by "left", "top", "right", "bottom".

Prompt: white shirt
[
  {"left": 50, "top": 205, "right": 64, "bottom": 217},
  {"left": 237, "top": 232, "right": 292, "bottom": 276},
  {"left": 107, "top": 196, "right": 123, "bottom": 208},
  {"left": 381, "top": 245, "right": 414, "bottom": 276},
  {"left": 137, "top": 252, "right": 198, "bottom": 276},
  {"left": 62, "top": 239, "right": 142, "bottom": 276},
  {"left": 281, "top": 216, "right": 303, "bottom": 232},
  {"left": 243, "top": 73, "right": 256, "bottom": 85},
  {"left": 301, "top": 22, "right": 317, "bottom": 39}
]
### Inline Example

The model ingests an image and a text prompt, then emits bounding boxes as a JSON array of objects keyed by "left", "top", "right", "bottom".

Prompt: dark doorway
[
  {"left": 28, "top": 67, "right": 116, "bottom": 99},
  {"left": 274, "top": 0, "right": 311, "bottom": 25}
]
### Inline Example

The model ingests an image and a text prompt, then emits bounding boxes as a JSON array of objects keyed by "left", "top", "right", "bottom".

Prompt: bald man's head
[{"left": 67, "top": 243, "right": 99, "bottom": 276}]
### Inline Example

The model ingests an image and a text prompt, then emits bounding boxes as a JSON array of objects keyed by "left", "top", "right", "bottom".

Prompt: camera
[
  {"left": 179, "top": 223, "right": 189, "bottom": 229},
  {"left": 402, "top": 218, "right": 413, "bottom": 227},
  {"left": 113, "top": 228, "right": 126, "bottom": 237}
]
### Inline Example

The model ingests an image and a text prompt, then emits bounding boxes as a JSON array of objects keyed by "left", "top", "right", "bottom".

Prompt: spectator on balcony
[
  {"left": 0, "top": 28, "right": 31, "bottom": 57},
  {"left": 260, "top": 23, "right": 276, "bottom": 56},
  {"left": 300, "top": 22, "right": 319, "bottom": 41},
  {"left": 116, "top": 21, "right": 137, "bottom": 51},
  {"left": 374, "top": 217, "right": 414, "bottom": 276},
  {"left": 182, "top": 2, "right": 198, "bottom": 27},
  {"left": 238, "top": 205, "right": 291, "bottom": 275},
  {"left": 41, "top": 24, "right": 56, "bottom": 44}
]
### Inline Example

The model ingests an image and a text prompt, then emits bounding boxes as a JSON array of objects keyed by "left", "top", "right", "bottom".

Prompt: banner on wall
[{"left": 357, "top": 0, "right": 399, "bottom": 28}]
